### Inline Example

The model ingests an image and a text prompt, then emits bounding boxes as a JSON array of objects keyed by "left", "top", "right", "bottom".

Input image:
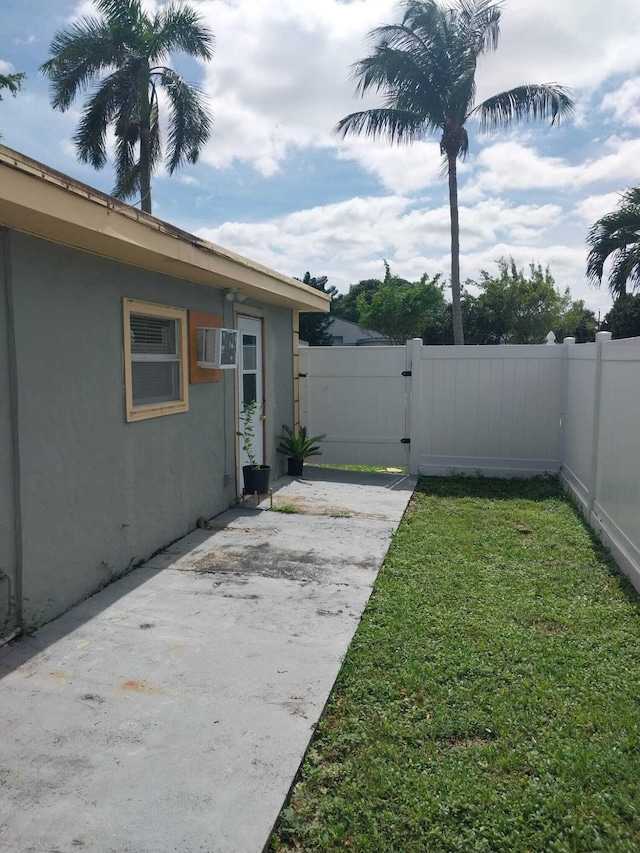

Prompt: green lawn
[
  {"left": 307, "top": 463, "right": 405, "bottom": 474},
  {"left": 271, "top": 477, "right": 640, "bottom": 853}
]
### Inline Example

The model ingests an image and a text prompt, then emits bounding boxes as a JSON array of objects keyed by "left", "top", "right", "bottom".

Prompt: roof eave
[{"left": 0, "top": 146, "right": 330, "bottom": 314}]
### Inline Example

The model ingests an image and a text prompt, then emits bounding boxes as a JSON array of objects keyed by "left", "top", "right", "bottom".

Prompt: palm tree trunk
[
  {"left": 139, "top": 124, "right": 152, "bottom": 214},
  {"left": 139, "top": 78, "right": 152, "bottom": 214},
  {"left": 447, "top": 151, "right": 464, "bottom": 345}
]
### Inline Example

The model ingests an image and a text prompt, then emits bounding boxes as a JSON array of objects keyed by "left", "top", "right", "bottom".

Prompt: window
[{"left": 123, "top": 299, "right": 188, "bottom": 421}]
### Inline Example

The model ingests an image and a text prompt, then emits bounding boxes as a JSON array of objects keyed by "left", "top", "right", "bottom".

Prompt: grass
[
  {"left": 308, "top": 463, "right": 405, "bottom": 474},
  {"left": 270, "top": 476, "right": 640, "bottom": 853},
  {"left": 270, "top": 503, "right": 302, "bottom": 514}
]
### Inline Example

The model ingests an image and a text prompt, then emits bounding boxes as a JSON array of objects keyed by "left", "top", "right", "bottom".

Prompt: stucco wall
[
  {"left": 9, "top": 231, "right": 293, "bottom": 625},
  {"left": 0, "top": 230, "right": 17, "bottom": 633}
]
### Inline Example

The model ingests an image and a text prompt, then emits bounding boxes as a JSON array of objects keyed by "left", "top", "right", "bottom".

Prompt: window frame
[{"left": 123, "top": 298, "right": 189, "bottom": 422}]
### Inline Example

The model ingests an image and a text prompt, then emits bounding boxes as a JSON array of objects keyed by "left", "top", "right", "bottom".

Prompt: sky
[{"left": 2, "top": 0, "right": 640, "bottom": 319}]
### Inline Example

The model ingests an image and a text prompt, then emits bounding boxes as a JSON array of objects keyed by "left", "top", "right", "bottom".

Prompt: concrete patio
[{"left": 0, "top": 467, "right": 415, "bottom": 853}]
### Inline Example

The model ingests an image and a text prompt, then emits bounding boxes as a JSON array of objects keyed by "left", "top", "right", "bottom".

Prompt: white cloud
[
  {"left": 472, "top": 0, "right": 640, "bottom": 99},
  {"left": 0, "top": 60, "right": 15, "bottom": 75},
  {"left": 600, "top": 77, "right": 640, "bottom": 127},
  {"left": 57, "top": 0, "right": 640, "bottom": 198},
  {"left": 335, "top": 138, "right": 447, "bottom": 194},
  {"left": 469, "top": 137, "right": 640, "bottom": 195},
  {"left": 573, "top": 192, "right": 622, "bottom": 225},
  {"left": 186, "top": 0, "right": 640, "bottom": 183},
  {"left": 192, "top": 193, "right": 603, "bottom": 312}
]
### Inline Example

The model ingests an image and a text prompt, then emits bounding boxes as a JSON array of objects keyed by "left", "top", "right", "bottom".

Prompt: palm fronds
[
  {"left": 587, "top": 189, "right": 640, "bottom": 297},
  {"left": 40, "top": 0, "right": 214, "bottom": 213},
  {"left": 473, "top": 83, "right": 574, "bottom": 131}
]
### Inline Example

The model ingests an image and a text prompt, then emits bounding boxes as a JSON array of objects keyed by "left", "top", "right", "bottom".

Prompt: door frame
[{"left": 234, "top": 309, "right": 265, "bottom": 491}]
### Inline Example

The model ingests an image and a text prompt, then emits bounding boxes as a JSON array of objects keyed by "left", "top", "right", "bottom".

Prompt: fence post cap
[
  {"left": 545, "top": 331, "right": 557, "bottom": 345},
  {"left": 595, "top": 331, "right": 613, "bottom": 343},
  {"left": 563, "top": 336, "right": 576, "bottom": 345}
]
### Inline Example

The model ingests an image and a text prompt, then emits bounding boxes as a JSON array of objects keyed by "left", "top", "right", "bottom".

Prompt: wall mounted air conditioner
[{"left": 197, "top": 327, "right": 239, "bottom": 369}]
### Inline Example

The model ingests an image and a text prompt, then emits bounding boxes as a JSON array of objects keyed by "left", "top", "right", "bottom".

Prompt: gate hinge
[
  {"left": 401, "top": 437, "right": 411, "bottom": 444},
  {"left": 402, "top": 370, "right": 412, "bottom": 377}
]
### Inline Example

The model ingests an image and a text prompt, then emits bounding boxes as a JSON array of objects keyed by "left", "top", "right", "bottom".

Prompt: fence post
[
  {"left": 558, "top": 337, "right": 576, "bottom": 474},
  {"left": 587, "top": 331, "right": 612, "bottom": 519},
  {"left": 408, "top": 338, "right": 423, "bottom": 476}
]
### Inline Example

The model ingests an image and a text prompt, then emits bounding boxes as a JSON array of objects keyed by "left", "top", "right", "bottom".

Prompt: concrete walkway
[{"left": 0, "top": 468, "right": 415, "bottom": 853}]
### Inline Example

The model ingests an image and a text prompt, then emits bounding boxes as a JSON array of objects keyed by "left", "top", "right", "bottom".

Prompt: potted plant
[
  {"left": 237, "top": 400, "right": 271, "bottom": 495},
  {"left": 276, "top": 425, "right": 325, "bottom": 476}
]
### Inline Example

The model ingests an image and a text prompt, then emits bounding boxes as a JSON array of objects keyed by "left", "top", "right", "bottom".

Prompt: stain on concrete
[
  {"left": 181, "top": 542, "right": 379, "bottom": 584},
  {"left": 117, "top": 680, "right": 161, "bottom": 695},
  {"left": 188, "top": 543, "right": 326, "bottom": 583},
  {"left": 266, "top": 494, "right": 386, "bottom": 520},
  {"left": 80, "top": 693, "right": 105, "bottom": 703},
  {"left": 48, "top": 670, "right": 71, "bottom": 684},
  {"left": 283, "top": 696, "right": 309, "bottom": 718}
]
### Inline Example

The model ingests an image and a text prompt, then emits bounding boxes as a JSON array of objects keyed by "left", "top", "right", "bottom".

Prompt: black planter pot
[
  {"left": 242, "top": 465, "right": 271, "bottom": 496},
  {"left": 287, "top": 458, "right": 304, "bottom": 477}
]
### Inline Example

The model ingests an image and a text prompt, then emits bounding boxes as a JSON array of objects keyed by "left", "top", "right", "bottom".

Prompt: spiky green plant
[
  {"left": 276, "top": 425, "right": 325, "bottom": 461},
  {"left": 41, "top": 0, "right": 214, "bottom": 214}
]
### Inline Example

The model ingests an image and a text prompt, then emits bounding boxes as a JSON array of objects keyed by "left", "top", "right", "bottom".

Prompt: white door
[{"left": 237, "top": 316, "right": 264, "bottom": 468}]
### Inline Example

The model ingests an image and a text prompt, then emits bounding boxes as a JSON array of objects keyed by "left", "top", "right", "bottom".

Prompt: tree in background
[
  {"left": 557, "top": 300, "right": 597, "bottom": 343},
  {"left": 332, "top": 278, "right": 382, "bottom": 323},
  {"left": 335, "top": 0, "right": 573, "bottom": 345},
  {"left": 41, "top": 0, "right": 214, "bottom": 214},
  {"left": 587, "top": 187, "right": 640, "bottom": 298},
  {"left": 460, "top": 258, "right": 594, "bottom": 344},
  {"left": 0, "top": 71, "right": 25, "bottom": 100},
  {"left": 603, "top": 295, "right": 640, "bottom": 339},
  {"left": 298, "top": 272, "right": 337, "bottom": 346},
  {"left": 356, "top": 263, "right": 446, "bottom": 343},
  {"left": 0, "top": 71, "right": 25, "bottom": 140}
]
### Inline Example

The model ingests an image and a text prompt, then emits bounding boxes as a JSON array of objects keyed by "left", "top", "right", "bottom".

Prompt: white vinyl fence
[
  {"left": 298, "top": 345, "right": 411, "bottom": 469},
  {"left": 299, "top": 333, "right": 640, "bottom": 591},
  {"left": 561, "top": 334, "right": 640, "bottom": 590}
]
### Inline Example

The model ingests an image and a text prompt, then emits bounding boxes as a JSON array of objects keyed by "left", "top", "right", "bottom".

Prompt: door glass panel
[
  {"left": 243, "top": 334, "right": 257, "bottom": 371},
  {"left": 243, "top": 373, "right": 257, "bottom": 406}
]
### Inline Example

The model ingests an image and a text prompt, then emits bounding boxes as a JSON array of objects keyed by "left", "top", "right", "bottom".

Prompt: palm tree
[
  {"left": 335, "top": 0, "right": 573, "bottom": 344},
  {"left": 587, "top": 188, "right": 640, "bottom": 298},
  {"left": 41, "top": 0, "right": 214, "bottom": 214}
]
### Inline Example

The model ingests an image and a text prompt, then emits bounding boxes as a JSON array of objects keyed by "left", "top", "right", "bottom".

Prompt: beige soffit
[{"left": 0, "top": 145, "right": 329, "bottom": 314}]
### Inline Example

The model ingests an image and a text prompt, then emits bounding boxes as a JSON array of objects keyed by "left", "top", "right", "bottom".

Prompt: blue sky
[{"left": 2, "top": 0, "right": 640, "bottom": 319}]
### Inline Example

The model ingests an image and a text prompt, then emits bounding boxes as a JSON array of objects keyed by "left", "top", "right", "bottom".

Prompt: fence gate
[{"left": 298, "top": 345, "right": 411, "bottom": 469}]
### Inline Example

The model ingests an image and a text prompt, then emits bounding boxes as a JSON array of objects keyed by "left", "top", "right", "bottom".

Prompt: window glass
[
  {"left": 243, "top": 373, "right": 257, "bottom": 406},
  {"left": 132, "top": 361, "right": 180, "bottom": 406},
  {"left": 124, "top": 299, "right": 187, "bottom": 421},
  {"left": 242, "top": 333, "right": 257, "bottom": 371}
]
